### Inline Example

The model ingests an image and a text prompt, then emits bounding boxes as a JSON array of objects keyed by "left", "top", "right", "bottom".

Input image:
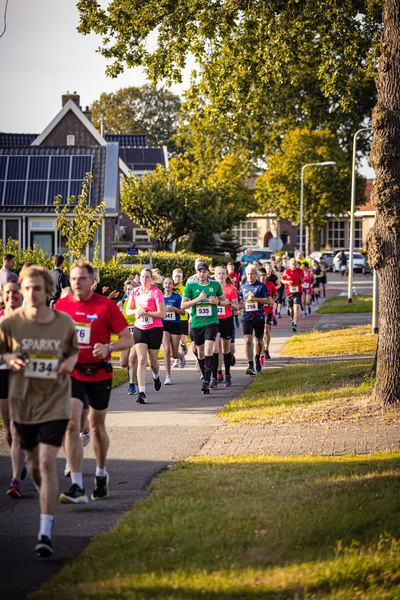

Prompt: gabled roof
[{"left": 0, "top": 134, "right": 38, "bottom": 147}]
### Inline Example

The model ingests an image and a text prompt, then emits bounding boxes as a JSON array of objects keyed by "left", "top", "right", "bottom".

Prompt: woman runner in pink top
[{"left": 126, "top": 268, "right": 166, "bottom": 404}]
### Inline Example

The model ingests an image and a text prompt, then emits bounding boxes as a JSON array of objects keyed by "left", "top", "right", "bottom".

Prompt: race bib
[
  {"left": 302, "top": 282, "right": 309, "bottom": 289},
  {"left": 24, "top": 354, "right": 59, "bottom": 380},
  {"left": 218, "top": 306, "right": 226, "bottom": 316},
  {"left": 289, "top": 286, "right": 299, "bottom": 293},
  {"left": 136, "top": 315, "right": 153, "bottom": 326},
  {"left": 129, "top": 326, "right": 135, "bottom": 336},
  {"left": 245, "top": 302, "right": 258, "bottom": 312},
  {"left": 74, "top": 322, "right": 91, "bottom": 345},
  {"left": 164, "top": 311, "right": 175, "bottom": 321},
  {"left": 196, "top": 305, "right": 212, "bottom": 317}
]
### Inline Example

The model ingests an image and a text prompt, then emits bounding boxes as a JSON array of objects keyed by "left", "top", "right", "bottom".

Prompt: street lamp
[
  {"left": 348, "top": 127, "right": 373, "bottom": 303},
  {"left": 300, "top": 162, "right": 336, "bottom": 255}
]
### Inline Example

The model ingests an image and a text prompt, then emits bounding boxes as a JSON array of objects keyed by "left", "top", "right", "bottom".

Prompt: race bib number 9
[
  {"left": 24, "top": 354, "right": 59, "bottom": 380},
  {"left": 218, "top": 306, "right": 226, "bottom": 316},
  {"left": 289, "top": 286, "right": 299, "bottom": 293},
  {"left": 164, "top": 311, "right": 175, "bottom": 321},
  {"left": 245, "top": 302, "right": 258, "bottom": 312},
  {"left": 74, "top": 322, "right": 91, "bottom": 345},
  {"left": 196, "top": 305, "right": 212, "bottom": 317},
  {"left": 136, "top": 315, "right": 153, "bottom": 326},
  {"left": 302, "top": 282, "right": 309, "bottom": 289}
]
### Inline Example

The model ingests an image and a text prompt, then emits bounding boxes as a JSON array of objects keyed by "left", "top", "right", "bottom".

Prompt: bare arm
[{"left": 92, "top": 327, "right": 133, "bottom": 360}]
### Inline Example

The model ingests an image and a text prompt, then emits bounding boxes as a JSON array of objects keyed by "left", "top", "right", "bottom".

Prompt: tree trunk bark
[{"left": 369, "top": 0, "right": 400, "bottom": 405}]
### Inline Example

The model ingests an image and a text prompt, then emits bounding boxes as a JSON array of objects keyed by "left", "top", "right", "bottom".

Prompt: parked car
[
  {"left": 332, "top": 251, "right": 367, "bottom": 274},
  {"left": 243, "top": 248, "right": 273, "bottom": 262},
  {"left": 309, "top": 250, "right": 336, "bottom": 270}
]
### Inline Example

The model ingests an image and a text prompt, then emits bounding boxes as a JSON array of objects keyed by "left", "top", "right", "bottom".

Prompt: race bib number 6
[
  {"left": 24, "top": 354, "right": 59, "bottom": 380},
  {"left": 74, "top": 322, "right": 91, "bottom": 345},
  {"left": 196, "top": 305, "right": 212, "bottom": 317},
  {"left": 245, "top": 302, "right": 258, "bottom": 312}
]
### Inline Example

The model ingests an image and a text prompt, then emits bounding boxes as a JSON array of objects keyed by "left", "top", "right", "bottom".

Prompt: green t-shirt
[{"left": 183, "top": 279, "right": 224, "bottom": 328}]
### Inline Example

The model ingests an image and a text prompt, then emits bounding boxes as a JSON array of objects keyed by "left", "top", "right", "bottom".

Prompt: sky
[{"left": 0, "top": 0, "right": 375, "bottom": 179}]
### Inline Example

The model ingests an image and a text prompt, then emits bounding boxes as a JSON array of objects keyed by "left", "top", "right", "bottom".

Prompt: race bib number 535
[{"left": 196, "top": 305, "right": 212, "bottom": 317}]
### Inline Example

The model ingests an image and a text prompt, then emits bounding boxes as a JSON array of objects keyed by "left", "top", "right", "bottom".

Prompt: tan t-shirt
[{"left": 0, "top": 307, "right": 79, "bottom": 424}]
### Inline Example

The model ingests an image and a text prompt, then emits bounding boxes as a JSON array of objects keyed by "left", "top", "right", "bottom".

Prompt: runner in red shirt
[
  {"left": 259, "top": 269, "right": 278, "bottom": 360},
  {"left": 214, "top": 266, "right": 239, "bottom": 387},
  {"left": 281, "top": 257, "right": 304, "bottom": 333},
  {"left": 56, "top": 261, "right": 132, "bottom": 504},
  {"left": 227, "top": 263, "right": 240, "bottom": 289}
]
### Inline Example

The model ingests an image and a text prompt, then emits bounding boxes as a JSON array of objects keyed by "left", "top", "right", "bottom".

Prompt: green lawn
[
  {"left": 317, "top": 295, "right": 373, "bottom": 314},
  {"left": 282, "top": 325, "right": 377, "bottom": 357},
  {"left": 30, "top": 453, "right": 400, "bottom": 600}
]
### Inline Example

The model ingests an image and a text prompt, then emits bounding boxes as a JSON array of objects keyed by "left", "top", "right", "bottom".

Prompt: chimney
[
  {"left": 62, "top": 91, "right": 80, "bottom": 108},
  {"left": 100, "top": 120, "right": 105, "bottom": 137},
  {"left": 82, "top": 105, "right": 92, "bottom": 122}
]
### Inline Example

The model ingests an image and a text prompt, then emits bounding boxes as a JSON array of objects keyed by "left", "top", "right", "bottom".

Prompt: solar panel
[
  {"left": 28, "top": 156, "right": 49, "bottom": 180},
  {"left": 71, "top": 155, "right": 92, "bottom": 180},
  {"left": 0, "top": 156, "right": 7, "bottom": 179},
  {"left": 7, "top": 156, "right": 28, "bottom": 180},
  {"left": 50, "top": 156, "right": 70, "bottom": 180},
  {"left": 124, "top": 148, "right": 145, "bottom": 163},
  {"left": 47, "top": 180, "right": 69, "bottom": 205},
  {"left": 3, "top": 180, "right": 25, "bottom": 204},
  {"left": 26, "top": 181, "right": 47, "bottom": 205},
  {"left": 69, "top": 180, "right": 85, "bottom": 200},
  {"left": 144, "top": 148, "right": 164, "bottom": 164},
  {"left": 0, "top": 181, "right": 3, "bottom": 202}
]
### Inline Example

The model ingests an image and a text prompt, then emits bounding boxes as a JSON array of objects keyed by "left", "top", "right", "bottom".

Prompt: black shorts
[
  {"left": 0, "top": 369, "right": 9, "bottom": 399},
  {"left": 71, "top": 377, "right": 112, "bottom": 411},
  {"left": 321, "top": 275, "right": 327, "bottom": 284},
  {"left": 218, "top": 316, "right": 234, "bottom": 340},
  {"left": 286, "top": 293, "right": 302, "bottom": 308},
  {"left": 264, "top": 313, "right": 273, "bottom": 327},
  {"left": 14, "top": 419, "right": 68, "bottom": 451},
  {"left": 192, "top": 323, "right": 219, "bottom": 346},
  {"left": 242, "top": 320, "right": 265, "bottom": 339},
  {"left": 163, "top": 321, "right": 182, "bottom": 336},
  {"left": 277, "top": 286, "right": 285, "bottom": 303},
  {"left": 180, "top": 320, "right": 189, "bottom": 336},
  {"left": 134, "top": 326, "right": 163, "bottom": 350}
]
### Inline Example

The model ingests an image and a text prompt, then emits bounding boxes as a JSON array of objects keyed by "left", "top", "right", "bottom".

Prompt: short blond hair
[
  {"left": 70, "top": 261, "right": 94, "bottom": 278},
  {"left": 19, "top": 265, "right": 54, "bottom": 295}
]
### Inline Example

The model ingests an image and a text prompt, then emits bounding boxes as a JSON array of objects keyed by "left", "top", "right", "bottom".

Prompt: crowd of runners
[{"left": 0, "top": 248, "right": 329, "bottom": 558}]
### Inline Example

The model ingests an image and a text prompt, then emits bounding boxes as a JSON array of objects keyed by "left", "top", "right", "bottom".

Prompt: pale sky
[{"left": 0, "top": 0, "right": 375, "bottom": 178}]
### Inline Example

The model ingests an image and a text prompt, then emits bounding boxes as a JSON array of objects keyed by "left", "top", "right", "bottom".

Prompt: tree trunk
[{"left": 369, "top": 0, "right": 400, "bottom": 405}]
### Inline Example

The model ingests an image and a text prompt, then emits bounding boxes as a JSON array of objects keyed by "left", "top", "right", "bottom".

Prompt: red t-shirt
[
  {"left": 56, "top": 293, "right": 128, "bottom": 382},
  {"left": 228, "top": 271, "right": 240, "bottom": 289},
  {"left": 282, "top": 268, "right": 304, "bottom": 295},
  {"left": 219, "top": 283, "right": 238, "bottom": 319},
  {"left": 263, "top": 281, "right": 277, "bottom": 314}
]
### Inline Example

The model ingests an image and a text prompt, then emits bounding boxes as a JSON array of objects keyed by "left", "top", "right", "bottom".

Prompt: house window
[
  {"left": 296, "top": 225, "right": 306, "bottom": 247},
  {"left": 281, "top": 232, "right": 289, "bottom": 245},
  {"left": 5, "top": 219, "right": 19, "bottom": 244},
  {"left": 328, "top": 220, "right": 346, "bottom": 249},
  {"left": 66, "top": 135, "right": 75, "bottom": 145},
  {"left": 354, "top": 221, "right": 362, "bottom": 249},
  {"left": 232, "top": 221, "right": 258, "bottom": 248}
]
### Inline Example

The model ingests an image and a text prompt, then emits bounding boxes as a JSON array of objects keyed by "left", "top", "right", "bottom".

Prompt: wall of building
[
  {"left": 40, "top": 112, "right": 100, "bottom": 147},
  {"left": 104, "top": 217, "right": 116, "bottom": 262}
]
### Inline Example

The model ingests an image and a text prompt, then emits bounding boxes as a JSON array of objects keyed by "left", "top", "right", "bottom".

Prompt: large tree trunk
[{"left": 369, "top": 0, "right": 400, "bottom": 405}]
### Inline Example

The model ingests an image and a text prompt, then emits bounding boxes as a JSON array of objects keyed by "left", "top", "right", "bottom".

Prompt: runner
[
  {"left": 214, "top": 266, "right": 239, "bottom": 387},
  {"left": 259, "top": 268, "right": 278, "bottom": 360},
  {"left": 239, "top": 265, "right": 272, "bottom": 374},
  {"left": 227, "top": 262, "right": 240, "bottom": 289},
  {"left": 162, "top": 277, "right": 186, "bottom": 384},
  {"left": 274, "top": 257, "right": 285, "bottom": 317},
  {"left": 172, "top": 268, "right": 189, "bottom": 367},
  {"left": 0, "top": 253, "right": 18, "bottom": 290},
  {"left": 0, "top": 281, "right": 27, "bottom": 498},
  {"left": 301, "top": 261, "right": 314, "bottom": 316},
  {"left": 311, "top": 259, "right": 323, "bottom": 303},
  {"left": 0, "top": 265, "right": 79, "bottom": 557},
  {"left": 181, "top": 262, "right": 227, "bottom": 393},
  {"left": 125, "top": 268, "right": 166, "bottom": 404},
  {"left": 56, "top": 261, "right": 132, "bottom": 504},
  {"left": 281, "top": 257, "right": 304, "bottom": 332},
  {"left": 118, "top": 279, "right": 138, "bottom": 395}
]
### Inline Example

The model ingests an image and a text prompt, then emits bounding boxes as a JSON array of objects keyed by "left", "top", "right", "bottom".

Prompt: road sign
[{"left": 268, "top": 237, "right": 283, "bottom": 253}]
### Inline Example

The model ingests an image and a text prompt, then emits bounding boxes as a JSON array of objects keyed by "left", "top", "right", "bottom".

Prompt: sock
[
  {"left": 193, "top": 349, "right": 198, "bottom": 358},
  {"left": 71, "top": 472, "right": 83, "bottom": 489},
  {"left": 199, "top": 358, "right": 205, "bottom": 378},
  {"left": 95, "top": 466, "right": 107, "bottom": 477},
  {"left": 139, "top": 386, "right": 146, "bottom": 393},
  {"left": 224, "top": 353, "right": 231, "bottom": 376},
  {"left": 249, "top": 360, "right": 254, "bottom": 368},
  {"left": 255, "top": 354, "right": 260, "bottom": 360},
  {"left": 127, "top": 367, "right": 130, "bottom": 378},
  {"left": 212, "top": 353, "right": 219, "bottom": 379},
  {"left": 204, "top": 355, "right": 213, "bottom": 383},
  {"left": 38, "top": 514, "right": 55, "bottom": 540},
  {"left": 218, "top": 370, "right": 223, "bottom": 376},
  {"left": 152, "top": 371, "right": 159, "bottom": 380}
]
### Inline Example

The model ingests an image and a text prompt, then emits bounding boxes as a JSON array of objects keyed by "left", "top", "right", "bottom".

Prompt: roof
[
  {"left": 119, "top": 147, "right": 165, "bottom": 172},
  {"left": 0, "top": 134, "right": 38, "bottom": 147},
  {"left": 105, "top": 134, "right": 148, "bottom": 147}
]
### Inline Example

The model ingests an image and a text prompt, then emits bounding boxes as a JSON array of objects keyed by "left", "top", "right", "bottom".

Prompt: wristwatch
[{"left": 108, "top": 343, "right": 114, "bottom": 353}]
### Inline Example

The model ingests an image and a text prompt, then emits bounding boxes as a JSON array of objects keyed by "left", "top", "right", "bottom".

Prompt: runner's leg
[
  {"left": 90, "top": 407, "right": 109, "bottom": 470},
  {"left": 162, "top": 330, "right": 172, "bottom": 377}
]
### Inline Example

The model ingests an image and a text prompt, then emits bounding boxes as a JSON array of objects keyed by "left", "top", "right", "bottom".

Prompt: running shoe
[
  {"left": 201, "top": 380, "right": 210, "bottom": 394},
  {"left": 199, "top": 371, "right": 204, "bottom": 380},
  {"left": 137, "top": 392, "right": 147, "bottom": 404},
  {"left": 153, "top": 374, "right": 162, "bottom": 392},
  {"left": 235, "top": 316, "right": 240, "bottom": 329},
  {"left": 264, "top": 350, "right": 271, "bottom": 360},
  {"left": 64, "top": 460, "right": 71, "bottom": 477},
  {"left": 165, "top": 375, "right": 172, "bottom": 385},
  {"left": 20, "top": 460, "right": 28, "bottom": 481},
  {"left": 195, "top": 359, "right": 200, "bottom": 372},
  {"left": 277, "top": 312, "right": 281, "bottom": 318},
  {"left": 292, "top": 324, "right": 297, "bottom": 332},
  {"left": 210, "top": 378, "right": 218, "bottom": 389},
  {"left": 59, "top": 484, "right": 88, "bottom": 504},
  {"left": 272, "top": 316, "right": 278, "bottom": 327},
  {"left": 7, "top": 478, "right": 21, "bottom": 498},
  {"left": 180, "top": 354, "right": 186, "bottom": 368},
  {"left": 128, "top": 383, "right": 136, "bottom": 395},
  {"left": 218, "top": 373, "right": 224, "bottom": 384},
  {"left": 92, "top": 473, "right": 109, "bottom": 500},
  {"left": 231, "top": 355, "right": 236, "bottom": 366},
  {"left": 246, "top": 365, "right": 257, "bottom": 376},
  {"left": 224, "top": 375, "right": 232, "bottom": 387},
  {"left": 254, "top": 356, "right": 262, "bottom": 373},
  {"left": 181, "top": 343, "right": 188, "bottom": 355},
  {"left": 308, "top": 306, "right": 311, "bottom": 314},
  {"left": 173, "top": 359, "right": 180, "bottom": 368},
  {"left": 303, "top": 313, "right": 307, "bottom": 318},
  {"left": 80, "top": 426, "right": 91, "bottom": 448},
  {"left": 35, "top": 535, "right": 53, "bottom": 558}
]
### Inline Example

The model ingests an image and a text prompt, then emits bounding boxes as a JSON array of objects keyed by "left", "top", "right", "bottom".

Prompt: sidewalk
[{"left": 0, "top": 288, "right": 388, "bottom": 599}]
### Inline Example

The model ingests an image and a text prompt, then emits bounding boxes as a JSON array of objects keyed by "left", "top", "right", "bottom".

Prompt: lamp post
[
  {"left": 348, "top": 127, "right": 373, "bottom": 302},
  {"left": 300, "top": 162, "right": 336, "bottom": 255}
]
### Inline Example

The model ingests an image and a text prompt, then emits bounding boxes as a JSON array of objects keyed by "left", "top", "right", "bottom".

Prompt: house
[{"left": 0, "top": 92, "right": 167, "bottom": 261}]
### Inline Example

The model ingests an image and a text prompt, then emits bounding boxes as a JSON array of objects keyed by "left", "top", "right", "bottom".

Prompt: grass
[
  {"left": 282, "top": 325, "right": 378, "bottom": 357},
  {"left": 317, "top": 295, "right": 373, "bottom": 314},
  {"left": 30, "top": 453, "right": 400, "bottom": 600},
  {"left": 112, "top": 369, "right": 129, "bottom": 388},
  {"left": 219, "top": 359, "right": 383, "bottom": 424},
  {"left": 110, "top": 334, "right": 164, "bottom": 360}
]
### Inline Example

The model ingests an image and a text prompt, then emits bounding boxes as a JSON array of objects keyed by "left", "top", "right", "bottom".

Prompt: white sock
[
  {"left": 95, "top": 466, "right": 107, "bottom": 478},
  {"left": 38, "top": 514, "right": 55, "bottom": 540},
  {"left": 139, "top": 386, "right": 146, "bottom": 393},
  {"left": 71, "top": 472, "right": 83, "bottom": 489},
  {"left": 152, "top": 371, "right": 159, "bottom": 379}
]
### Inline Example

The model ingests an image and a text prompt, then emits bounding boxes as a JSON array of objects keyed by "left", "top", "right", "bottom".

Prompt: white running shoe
[
  {"left": 173, "top": 359, "right": 180, "bottom": 368},
  {"left": 195, "top": 359, "right": 200, "bottom": 372},
  {"left": 181, "top": 343, "right": 188, "bottom": 355},
  {"left": 165, "top": 375, "right": 172, "bottom": 385},
  {"left": 80, "top": 426, "right": 91, "bottom": 448},
  {"left": 64, "top": 460, "right": 70, "bottom": 477},
  {"left": 180, "top": 354, "right": 186, "bottom": 368}
]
